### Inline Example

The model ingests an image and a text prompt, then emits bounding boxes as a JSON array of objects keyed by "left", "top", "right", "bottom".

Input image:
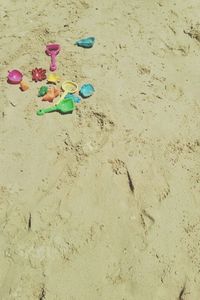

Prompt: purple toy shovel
[{"left": 46, "top": 44, "right": 61, "bottom": 71}]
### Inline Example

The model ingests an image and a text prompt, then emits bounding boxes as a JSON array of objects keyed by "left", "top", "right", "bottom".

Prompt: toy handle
[
  {"left": 60, "top": 91, "right": 69, "bottom": 101},
  {"left": 54, "top": 91, "right": 69, "bottom": 105},
  {"left": 37, "top": 105, "right": 58, "bottom": 116},
  {"left": 50, "top": 53, "right": 57, "bottom": 71}
]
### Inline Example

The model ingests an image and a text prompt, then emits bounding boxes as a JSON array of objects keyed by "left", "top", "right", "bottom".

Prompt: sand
[{"left": 0, "top": 0, "right": 200, "bottom": 299}]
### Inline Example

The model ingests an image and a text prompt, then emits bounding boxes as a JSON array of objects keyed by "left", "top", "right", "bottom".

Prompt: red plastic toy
[{"left": 32, "top": 68, "right": 46, "bottom": 82}]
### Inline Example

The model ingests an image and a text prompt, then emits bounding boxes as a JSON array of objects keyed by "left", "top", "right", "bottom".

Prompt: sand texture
[{"left": 0, "top": 0, "right": 200, "bottom": 299}]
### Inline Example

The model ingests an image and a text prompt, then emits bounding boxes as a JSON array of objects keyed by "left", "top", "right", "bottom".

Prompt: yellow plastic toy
[
  {"left": 62, "top": 81, "right": 78, "bottom": 93},
  {"left": 47, "top": 73, "right": 60, "bottom": 84},
  {"left": 58, "top": 81, "right": 78, "bottom": 102}
]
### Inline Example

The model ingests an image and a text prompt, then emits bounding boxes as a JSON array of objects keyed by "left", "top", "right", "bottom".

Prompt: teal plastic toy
[
  {"left": 75, "top": 37, "right": 95, "bottom": 48},
  {"left": 64, "top": 93, "right": 81, "bottom": 103},
  {"left": 36, "top": 98, "right": 75, "bottom": 116},
  {"left": 79, "top": 83, "right": 95, "bottom": 98}
]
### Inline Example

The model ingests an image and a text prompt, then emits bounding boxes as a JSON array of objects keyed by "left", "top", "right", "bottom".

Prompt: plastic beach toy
[
  {"left": 59, "top": 81, "right": 78, "bottom": 102},
  {"left": 46, "top": 44, "right": 61, "bottom": 71},
  {"left": 62, "top": 81, "right": 78, "bottom": 94},
  {"left": 42, "top": 87, "right": 60, "bottom": 102},
  {"left": 38, "top": 86, "right": 48, "bottom": 97},
  {"left": 32, "top": 68, "right": 47, "bottom": 82},
  {"left": 79, "top": 83, "right": 95, "bottom": 98},
  {"left": 75, "top": 37, "right": 95, "bottom": 48},
  {"left": 64, "top": 93, "right": 81, "bottom": 103},
  {"left": 36, "top": 98, "right": 75, "bottom": 116},
  {"left": 47, "top": 73, "right": 60, "bottom": 84},
  {"left": 7, "top": 70, "right": 23, "bottom": 84},
  {"left": 42, "top": 88, "right": 55, "bottom": 102},
  {"left": 20, "top": 81, "right": 29, "bottom": 91}
]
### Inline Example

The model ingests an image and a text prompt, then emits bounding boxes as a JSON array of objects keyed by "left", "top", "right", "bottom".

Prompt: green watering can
[{"left": 36, "top": 98, "right": 75, "bottom": 116}]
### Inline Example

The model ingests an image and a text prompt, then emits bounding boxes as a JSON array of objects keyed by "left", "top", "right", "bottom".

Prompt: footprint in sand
[
  {"left": 64, "top": 105, "right": 115, "bottom": 160},
  {"left": 165, "top": 83, "right": 184, "bottom": 101}
]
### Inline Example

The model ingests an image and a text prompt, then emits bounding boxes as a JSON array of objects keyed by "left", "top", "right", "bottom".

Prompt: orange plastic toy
[
  {"left": 53, "top": 86, "right": 60, "bottom": 97},
  {"left": 20, "top": 81, "right": 29, "bottom": 91},
  {"left": 42, "top": 87, "right": 60, "bottom": 102}
]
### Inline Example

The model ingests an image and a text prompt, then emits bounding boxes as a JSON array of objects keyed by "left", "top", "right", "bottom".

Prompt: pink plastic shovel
[{"left": 46, "top": 43, "right": 61, "bottom": 71}]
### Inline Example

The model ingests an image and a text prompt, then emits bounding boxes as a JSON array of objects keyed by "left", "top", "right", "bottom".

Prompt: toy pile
[{"left": 7, "top": 37, "right": 95, "bottom": 116}]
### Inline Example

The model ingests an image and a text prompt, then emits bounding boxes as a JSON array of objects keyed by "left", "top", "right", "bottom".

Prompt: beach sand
[{"left": 0, "top": 0, "right": 200, "bottom": 299}]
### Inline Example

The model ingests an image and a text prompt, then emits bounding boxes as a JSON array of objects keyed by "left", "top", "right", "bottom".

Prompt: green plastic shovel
[{"left": 36, "top": 98, "right": 75, "bottom": 116}]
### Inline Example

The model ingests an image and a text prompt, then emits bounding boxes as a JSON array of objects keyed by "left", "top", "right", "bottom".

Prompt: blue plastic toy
[
  {"left": 64, "top": 93, "right": 81, "bottom": 103},
  {"left": 75, "top": 37, "right": 95, "bottom": 48},
  {"left": 79, "top": 83, "right": 95, "bottom": 98}
]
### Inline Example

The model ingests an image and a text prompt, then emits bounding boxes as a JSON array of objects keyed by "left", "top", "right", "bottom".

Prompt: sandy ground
[{"left": 0, "top": 0, "right": 200, "bottom": 299}]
